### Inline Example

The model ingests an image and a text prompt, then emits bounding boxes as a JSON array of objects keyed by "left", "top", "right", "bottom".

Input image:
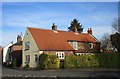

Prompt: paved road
[{"left": 2, "top": 67, "right": 120, "bottom": 78}]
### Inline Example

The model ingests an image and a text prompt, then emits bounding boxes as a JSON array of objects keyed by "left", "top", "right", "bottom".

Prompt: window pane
[
  {"left": 89, "top": 43, "right": 93, "bottom": 49},
  {"left": 34, "top": 54, "right": 37, "bottom": 62},
  {"left": 25, "top": 42, "right": 30, "bottom": 50},
  {"left": 56, "top": 52, "right": 65, "bottom": 59},
  {"left": 26, "top": 55, "right": 30, "bottom": 63},
  {"left": 73, "top": 41, "right": 78, "bottom": 50},
  {"left": 62, "top": 53, "right": 64, "bottom": 58}
]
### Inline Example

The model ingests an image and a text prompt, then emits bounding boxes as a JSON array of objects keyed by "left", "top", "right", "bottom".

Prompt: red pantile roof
[{"left": 28, "top": 27, "right": 99, "bottom": 51}]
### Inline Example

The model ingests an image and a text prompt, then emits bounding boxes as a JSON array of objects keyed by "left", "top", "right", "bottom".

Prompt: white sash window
[
  {"left": 73, "top": 41, "right": 78, "bottom": 50},
  {"left": 56, "top": 52, "right": 65, "bottom": 59}
]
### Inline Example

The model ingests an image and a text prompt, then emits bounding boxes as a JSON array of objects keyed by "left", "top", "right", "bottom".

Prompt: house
[
  {"left": 0, "top": 46, "right": 3, "bottom": 64},
  {"left": 0, "top": 46, "right": 3, "bottom": 57},
  {"left": 3, "top": 42, "right": 13, "bottom": 65},
  {"left": 9, "top": 35, "right": 22, "bottom": 67},
  {"left": 22, "top": 24, "right": 100, "bottom": 68}
]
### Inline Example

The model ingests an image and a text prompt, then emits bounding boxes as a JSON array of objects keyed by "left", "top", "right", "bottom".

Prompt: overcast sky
[{"left": 2, "top": 2, "right": 118, "bottom": 46}]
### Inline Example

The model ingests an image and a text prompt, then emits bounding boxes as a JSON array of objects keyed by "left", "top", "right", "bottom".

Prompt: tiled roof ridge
[
  {"left": 27, "top": 27, "right": 51, "bottom": 31},
  {"left": 89, "top": 34, "right": 100, "bottom": 43},
  {"left": 28, "top": 27, "right": 88, "bottom": 35}
]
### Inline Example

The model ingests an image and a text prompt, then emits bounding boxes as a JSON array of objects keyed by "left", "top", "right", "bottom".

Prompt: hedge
[
  {"left": 77, "top": 54, "right": 99, "bottom": 68},
  {"left": 64, "top": 55, "right": 77, "bottom": 68},
  {"left": 64, "top": 53, "right": 120, "bottom": 68},
  {"left": 64, "top": 54, "right": 99, "bottom": 68},
  {"left": 39, "top": 54, "right": 60, "bottom": 70},
  {"left": 96, "top": 53, "right": 120, "bottom": 68}
]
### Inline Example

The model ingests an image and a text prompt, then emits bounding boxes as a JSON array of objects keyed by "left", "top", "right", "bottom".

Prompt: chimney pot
[
  {"left": 17, "top": 35, "right": 22, "bottom": 42},
  {"left": 52, "top": 23, "right": 57, "bottom": 31},
  {"left": 89, "top": 28, "right": 92, "bottom": 35},
  {"left": 87, "top": 28, "right": 90, "bottom": 34},
  {"left": 87, "top": 28, "right": 92, "bottom": 35}
]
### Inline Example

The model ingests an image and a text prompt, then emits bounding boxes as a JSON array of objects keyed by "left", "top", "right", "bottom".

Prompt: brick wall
[
  {"left": 93, "top": 43, "right": 100, "bottom": 52},
  {"left": 12, "top": 45, "right": 22, "bottom": 51},
  {"left": 43, "top": 51, "right": 74, "bottom": 55},
  {"left": 69, "top": 41, "right": 100, "bottom": 53}
]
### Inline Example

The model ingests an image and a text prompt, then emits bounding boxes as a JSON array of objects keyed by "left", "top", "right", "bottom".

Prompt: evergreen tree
[
  {"left": 68, "top": 19, "right": 83, "bottom": 33},
  {"left": 110, "top": 17, "right": 120, "bottom": 52},
  {"left": 110, "top": 33, "right": 120, "bottom": 52}
]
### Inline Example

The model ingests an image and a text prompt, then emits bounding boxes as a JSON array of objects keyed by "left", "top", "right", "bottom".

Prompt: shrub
[
  {"left": 75, "top": 54, "right": 99, "bottom": 68},
  {"left": 39, "top": 54, "right": 48, "bottom": 69},
  {"left": 48, "top": 55, "right": 60, "bottom": 69},
  {"left": 95, "top": 53, "right": 119, "bottom": 68},
  {"left": 12, "top": 58, "right": 17, "bottom": 68},
  {"left": 85, "top": 54, "right": 99, "bottom": 68},
  {"left": 95, "top": 53, "right": 106, "bottom": 67},
  {"left": 64, "top": 55, "right": 77, "bottom": 68},
  {"left": 39, "top": 54, "right": 60, "bottom": 70},
  {"left": 64, "top": 53, "right": 119, "bottom": 69},
  {"left": 24, "top": 64, "right": 29, "bottom": 68},
  {"left": 38, "top": 53, "right": 120, "bottom": 69}
]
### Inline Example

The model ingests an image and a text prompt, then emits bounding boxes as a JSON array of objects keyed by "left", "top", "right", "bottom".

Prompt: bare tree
[
  {"left": 110, "top": 33, "right": 120, "bottom": 52},
  {"left": 112, "top": 17, "right": 120, "bottom": 33},
  {"left": 110, "top": 17, "right": 120, "bottom": 52},
  {"left": 100, "top": 33, "right": 113, "bottom": 52}
]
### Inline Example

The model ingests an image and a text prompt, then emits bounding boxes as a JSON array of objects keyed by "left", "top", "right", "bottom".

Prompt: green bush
[
  {"left": 84, "top": 54, "right": 99, "bottom": 68},
  {"left": 24, "top": 64, "right": 29, "bottom": 68},
  {"left": 64, "top": 55, "right": 77, "bottom": 68},
  {"left": 48, "top": 55, "right": 60, "bottom": 69},
  {"left": 12, "top": 58, "right": 17, "bottom": 68},
  {"left": 64, "top": 53, "right": 120, "bottom": 68},
  {"left": 39, "top": 54, "right": 60, "bottom": 70},
  {"left": 39, "top": 54, "right": 48, "bottom": 69},
  {"left": 96, "top": 53, "right": 119, "bottom": 68},
  {"left": 95, "top": 53, "right": 106, "bottom": 67},
  {"left": 38, "top": 53, "right": 120, "bottom": 69},
  {"left": 76, "top": 55, "right": 85, "bottom": 68}
]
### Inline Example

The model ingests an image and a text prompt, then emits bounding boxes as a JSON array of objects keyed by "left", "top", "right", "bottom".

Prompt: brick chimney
[
  {"left": 89, "top": 28, "right": 92, "bottom": 35},
  {"left": 52, "top": 23, "right": 57, "bottom": 31},
  {"left": 87, "top": 28, "right": 92, "bottom": 35},
  {"left": 17, "top": 35, "right": 22, "bottom": 42},
  {"left": 87, "top": 28, "right": 90, "bottom": 34}
]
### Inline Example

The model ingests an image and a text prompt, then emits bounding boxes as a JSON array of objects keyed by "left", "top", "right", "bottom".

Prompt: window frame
[
  {"left": 34, "top": 54, "right": 38, "bottom": 62},
  {"left": 25, "top": 55, "right": 30, "bottom": 63},
  {"left": 89, "top": 43, "right": 93, "bottom": 49},
  {"left": 56, "top": 52, "right": 65, "bottom": 59},
  {"left": 73, "top": 41, "right": 78, "bottom": 50},
  {"left": 25, "top": 41, "right": 30, "bottom": 50}
]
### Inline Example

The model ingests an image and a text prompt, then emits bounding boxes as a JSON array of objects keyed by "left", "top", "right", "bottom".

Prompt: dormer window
[
  {"left": 89, "top": 43, "right": 93, "bottom": 49},
  {"left": 73, "top": 41, "right": 78, "bottom": 50}
]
